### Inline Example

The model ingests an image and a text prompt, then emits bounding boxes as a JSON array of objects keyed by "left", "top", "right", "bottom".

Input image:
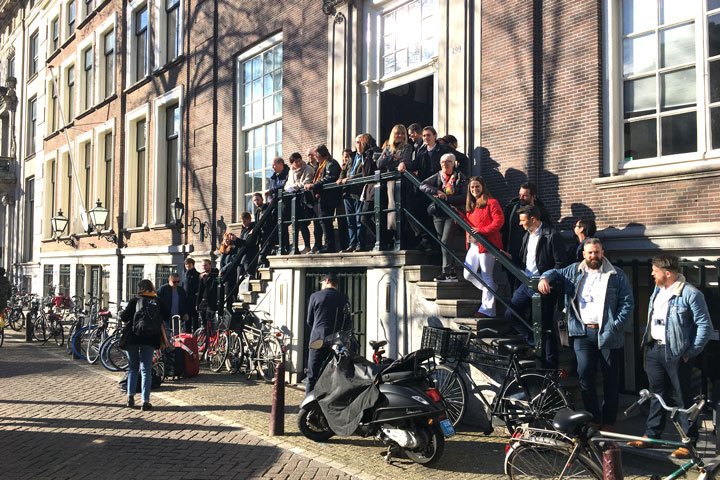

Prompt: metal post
[
  {"left": 269, "top": 359, "right": 285, "bottom": 436},
  {"left": 373, "top": 172, "right": 382, "bottom": 251},
  {"left": 602, "top": 441, "right": 623, "bottom": 480},
  {"left": 393, "top": 177, "right": 402, "bottom": 251},
  {"left": 277, "top": 194, "right": 284, "bottom": 253},
  {"left": 290, "top": 195, "right": 299, "bottom": 254},
  {"left": 531, "top": 278, "right": 544, "bottom": 361}
]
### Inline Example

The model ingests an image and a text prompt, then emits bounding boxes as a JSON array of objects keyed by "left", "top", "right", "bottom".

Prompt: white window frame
[
  {"left": 28, "top": 30, "right": 39, "bottom": 77},
  {"left": 49, "top": 15, "right": 61, "bottom": 54},
  {"left": 75, "top": 129, "right": 94, "bottom": 233},
  {"left": 235, "top": 32, "right": 283, "bottom": 220},
  {"left": 124, "top": 104, "right": 150, "bottom": 228},
  {"left": 152, "top": 86, "right": 183, "bottom": 225},
  {"left": 46, "top": 74, "right": 60, "bottom": 135},
  {"left": 603, "top": 0, "right": 720, "bottom": 176},
  {"left": 94, "top": 119, "right": 115, "bottom": 230},
  {"left": 76, "top": 34, "right": 94, "bottom": 112},
  {"left": 96, "top": 14, "right": 117, "bottom": 101},
  {"left": 43, "top": 152, "right": 58, "bottom": 239},
  {"left": 127, "top": 0, "right": 150, "bottom": 85},
  {"left": 58, "top": 146, "right": 73, "bottom": 235},
  {"left": 80, "top": 0, "right": 94, "bottom": 22},
  {"left": 26, "top": 96, "right": 37, "bottom": 155},
  {"left": 65, "top": 0, "right": 77, "bottom": 40},
  {"left": 154, "top": 0, "right": 183, "bottom": 69},
  {"left": 61, "top": 56, "right": 76, "bottom": 122}
]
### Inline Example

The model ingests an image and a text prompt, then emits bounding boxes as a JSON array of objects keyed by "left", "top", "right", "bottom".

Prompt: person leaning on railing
[
  {"left": 356, "top": 134, "right": 383, "bottom": 251},
  {"left": 419, "top": 153, "right": 468, "bottom": 281},
  {"left": 377, "top": 124, "right": 413, "bottom": 249},
  {"left": 219, "top": 232, "right": 243, "bottom": 311},
  {"left": 460, "top": 176, "right": 504, "bottom": 314},
  {"left": 285, "top": 152, "right": 315, "bottom": 254},
  {"left": 304, "top": 145, "right": 341, "bottom": 253}
]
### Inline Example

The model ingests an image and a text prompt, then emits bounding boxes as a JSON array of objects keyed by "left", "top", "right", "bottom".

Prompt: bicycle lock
[{"left": 601, "top": 440, "right": 623, "bottom": 480}]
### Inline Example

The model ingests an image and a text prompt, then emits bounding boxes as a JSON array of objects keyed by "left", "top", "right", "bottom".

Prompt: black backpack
[{"left": 132, "top": 297, "right": 163, "bottom": 339}]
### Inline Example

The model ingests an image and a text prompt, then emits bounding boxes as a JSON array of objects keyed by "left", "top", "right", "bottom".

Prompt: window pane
[
  {"left": 274, "top": 94, "right": 282, "bottom": 115},
  {"left": 263, "top": 74, "right": 273, "bottom": 96},
  {"left": 408, "top": 44, "right": 421, "bottom": 66},
  {"left": 252, "top": 79, "right": 262, "bottom": 101},
  {"left": 266, "top": 123, "right": 275, "bottom": 144},
  {"left": 661, "top": 67, "right": 695, "bottom": 110},
  {"left": 276, "top": 120, "right": 282, "bottom": 142},
  {"left": 244, "top": 61, "right": 252, "bottom": 82},
  {"left": 623, "top": 0, "right": 657, "bottom": 35},
  {"left": 243, "top": 83, "right": 251, "bottom": 104},
  {"left": 661, "top": 111, "right": 696, "bottom": 155},
  {"left": 273, "top": 45, "right": 282, "bottom": 68},
  {"left": 273, "top": 71, "right": 282, "bottom": 92},
  {"left": 711, "top": 107, "right": 720, "bottom": 149},
  {"left": 709, "top": 13, "right": 720, "bottom": 57},
  {"left": 254, "top": 127, "right": 264, "bottom": 147},
  {"left": 395, "top": 49, "right": 408, "bottom": 71},
  {"left": 245, "top": 130, "right": 253, "bottom": 149},
  {"left": 660, "top": 23, "right": 694, "bottom": 68},
  {"left": 384, "top": 35, "right": 395, "bottom": 54},
  {"left": 422, "top": 38, "right": 436, "bottom": 61},
  {"left": 711, "top": 59, "right": 720, "bottom": 103},
  {"left": 252, "top": 56, "right": 262, "bottom": 80},
  {"left": 252, "top": 100, "right": 262, "bottom": 123},
  {"left": 624, "top": 76, "right": 656, "bottom": 116},
  {"left": 623, "top": 33, "right": 656, "bottom": 76},
  {"left": 660, "top": 0, "right": 690, "bottom": 24},
  {"left": 384, "top": 55, "right": 395, "bottom": 74},
  {"left": 624, "top": 119, "right": 657, "bottom": 160},
  {"left": 263, "top": 51, "right": 273, "bottom": 73},
  {"left": 710, "top": 0, "right": 720, "bottom": 11},
  {"left": 263, "top": 96, "right": 273, "bottom": 118}
]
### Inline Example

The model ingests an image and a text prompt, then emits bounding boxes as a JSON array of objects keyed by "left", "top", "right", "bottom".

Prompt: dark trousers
[
  {"left": 318, "top": 197, "right": 338, "bottom": 251},
  {"left": 344, "top": 197, "right": 364, "bottom": 247},
  {"left": 360, "top": 198, "right": 389, "bottom": 249},
  {"left": 644, "top": 342, "right": 698, "bottom": 442},
  {"left": 185, "top": 310, "right": 199, "bottom": 334},
  {"left": 573, "top": 328, "right": 621, "bottom": 425},
  {"left": 306, "top": 346, "right": 332, "bottom": 395},
  {"left": 504, "top": 284, "right": 559, "bottom": 368},
  {"left": 432, "top": 216, "right": 455, "bottom": 272}
]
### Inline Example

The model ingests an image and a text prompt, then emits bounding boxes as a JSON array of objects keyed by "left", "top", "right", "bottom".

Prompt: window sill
[
  {"left": 95, "top": 0, "right": 110, "bottom": 14},
  {"left": 593, "top": 158, "right": 720, "bottom": 189},
  {"left": 59, "top": 120, "right": 75, "bottom": 133},
  {"left": 123, "top": 226, "right": 150, "bottom": 233},
  {"left": 153, "top": 55, "right": 186, "bottom": 76},
  {"left": 46, "top": 48, "right": 61, "bottom": 63},
  {"left": 94, "top": 93, "right": 117, "bottom": 110},
  {"left": 61, "top": 33, "right": 76, "bottom": 49},
  {"left": 27, "top": 72, "right": 38, "bottom": 83},
  {"left": 77, "top": 11, "right": 97, "bottom": 30},
  {"left": 150, "top": 224, "right": 180, "bottom": 231},
  {"left": 41, "top": 238, "right": 55, "bottom": 243},
  {"left": 24, "top": 153, "right": 36, "bottom": 161},
  {"left": 44, "top": 131, "right": 61, "bottom": 141},
  {"left": 75, "top": 107, "right": 94, "bottom": 121},
  {"left": 124, "top": 76, "right": 152, "bottom": 94}
]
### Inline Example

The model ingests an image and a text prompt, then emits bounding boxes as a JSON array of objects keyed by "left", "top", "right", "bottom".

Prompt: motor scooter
[{"left": 298, "top": 331, "right": 454, "bottom": 466}]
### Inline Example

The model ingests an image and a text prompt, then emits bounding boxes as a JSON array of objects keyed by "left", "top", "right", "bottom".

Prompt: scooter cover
[{"left": 314, "top": 351, "right": 381, "bottom": 436}]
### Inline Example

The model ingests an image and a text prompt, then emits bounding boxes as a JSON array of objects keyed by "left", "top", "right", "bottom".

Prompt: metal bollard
[
  {"left": 269, "top": 360, "right": 285, "bottom": 436},
  {"left": 602, "top": 440, "right": 623, "bottom": 480}
]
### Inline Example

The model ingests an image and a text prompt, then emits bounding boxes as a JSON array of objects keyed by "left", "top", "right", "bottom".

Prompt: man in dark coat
[
  {"left": 157, "top": 272, "right": 189, "bottom": 333},
  {"left": 305, "top": 273, "right": 350, "bottom": 394},
  {"left": 196, "top": 259, "right": 219, "bottom": 330},
  {"left": 504, "top": 204, "right": 567, "bottom": 368},
  {"left": 304, "top": 145, "right": 342, "bottom": 253},
  {"left": 501, "top": 182, "right": 552, "bottom": 270},
  {"left": 180, "top": 258, "right": 200, "bottom": 333}
]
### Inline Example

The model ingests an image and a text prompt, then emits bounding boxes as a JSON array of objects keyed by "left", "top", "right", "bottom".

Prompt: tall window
[
  {"left": 65, "top": 155, "right": 72, "bottom": 227},
  {"left": 49, "top": 160, "right": 56, "bottom": 219},
  {"left": 7, "top": 55, "right": 14, "bottom": 80},
  {"left": 67, "top": 65, "right": 75, "bottom": 120},
  {"left": 136, "top": 119, "right": 146, "bottom": 226},
  {"left": 103, "top": 132, "right": 112, "bottom": 213},
  {"left": 50, "top": 81, "right": 59, "bottom": 132},
  {"left": 239, "top": 39, "right": 282, "bottom": 211},
  {"left": 26, "top": 97, "right": 37, "bottom": 155},
  {"left": 164, "top": 103, "right": 179, "bottom": 222},
  {"left": 43, "top": 265, "right": 54, "bottom": 297},
  {"left": 67, "top": 0, "right": 76, "bottom": 37},
  {"left": 23, "top": 177, "right": 34, "bottom": 262},
  {"left": 82, "top": 47, "right": 93, "bottom": 110},
  {"left": 29, "top": 31, "right": 38, "bottom": 76},
  {"left": 51, "top": 17, "right": 60, "bottom": 51},
  {"left": 617, "top": 0, "right": 720, "bottom": 167},
  {"left": 166, "top": 0, "right": 180, "bottom": 61},
  {"left": 83, "top": 0, "right": 93, "bottom": 18},
  {"left": 103, "top": 30, "right": 115, "bottom": 98},
  {"left": 59, "top": 265, "right": 71, "bottom": 296},
  {"left": 126, "top": 265, "right": 143, "bottom": 300},
  {"left": 381, "top": 0, "right": 438, "bottom": 76},
  {"left": 76, "top": 266, "right": 85, "bottom": 299},
  {"left": 135, "top": 6, "right": 148, "bottom": 82},
  {"left": 83, "top": 142, "right": 92, "bottom": 209}
]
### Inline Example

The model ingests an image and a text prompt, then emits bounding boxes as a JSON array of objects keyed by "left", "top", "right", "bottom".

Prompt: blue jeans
[
  {"left": 644, "top": 342, "right": 697, "bottom": 442},
  {"left": 344, "top": 198, "right": 364, "bottom": 247},
  {"left": 504, "top": 284, "right": 558, "bottom": 368},
  {"left": 573, "top": 328, "right": 620, "bottom": 425},
  {"left": 126, "top": 344, "right": 155, "bottom": 403}
]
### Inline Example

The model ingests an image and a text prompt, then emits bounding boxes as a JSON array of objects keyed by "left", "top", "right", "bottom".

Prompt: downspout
[{"left": 117, "top": 3, "right": 128, "bottom": 305}]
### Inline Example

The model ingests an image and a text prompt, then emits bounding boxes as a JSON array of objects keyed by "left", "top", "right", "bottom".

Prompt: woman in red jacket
[{"left": 463, "top": 177, "right": 504, "bottom": 317}]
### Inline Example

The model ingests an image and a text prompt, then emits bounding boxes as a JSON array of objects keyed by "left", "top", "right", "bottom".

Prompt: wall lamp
[
  {"left": 87, "top": 200, "right": 119, "bottom": 244},
  {"left": 50, "top": 209, "right": 77, "bottom": 247},
  {"left": 171, "top": 197, "right": 210, "bottom": 242}
]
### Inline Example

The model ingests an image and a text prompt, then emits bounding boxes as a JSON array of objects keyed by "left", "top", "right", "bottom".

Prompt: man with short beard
[
  {"left": 502, "top": 182, "right": 551, "bottom": 272},
  {"left": 627, "top": 254, "right": 711, "bottom": 458},
  {"left": 538, "top": 238, "right": 633, "bottom": 429}
]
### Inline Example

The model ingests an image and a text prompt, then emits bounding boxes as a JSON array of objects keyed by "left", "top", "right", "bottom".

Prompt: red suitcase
[{"left": 171, "top": 316, "right": 199, "bottom": 377}]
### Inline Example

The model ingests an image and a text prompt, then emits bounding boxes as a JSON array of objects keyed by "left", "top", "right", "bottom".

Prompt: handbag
[
  {"left": 117, "top": 324, "right": 132, "bottom": 350},
  {"left": 159, "top": 325, "right": 172, "bottom": 350},
  {"left": 556, "top": 313, "right": 570, "bottom": 348}
]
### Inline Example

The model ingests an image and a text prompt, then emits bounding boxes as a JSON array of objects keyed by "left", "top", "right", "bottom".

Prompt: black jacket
[
  {"left": 120, "top": 295, "right": 170, "bottom": 348},
  {"left": 197, "top": 268, "right": 219, "bottom": 311},
  {"left": 355, "top": 146, "right": 382, "bottom": 202},
  {"left": 407, "top": 143, "right": 451, "bottom": 181},
  {"left": 447, "top": 147, "right": 470, "bottom": 177},
  {"left": 419, "top": 170, "right": 468, "bottom": 213},
  {"left": 156, "top": 283, "right": 189, "bottom": 319},
  {"left": 518, "top": 223, "right": 568, "bottom": 276},
  {"left": 311, "top": 157, "right": 342, "bottom": 205},
  {"left": 306, "top": 287, "right": 350, "bottom": 345},
  {"left": 502, "top": 198, "right": 552, "bottom": 264},
  {"left": 180, "top": 268, "right": 200, "bottom": 310},
  {"left": 267, "top": 165, "right": 290, "bottom": 202}
]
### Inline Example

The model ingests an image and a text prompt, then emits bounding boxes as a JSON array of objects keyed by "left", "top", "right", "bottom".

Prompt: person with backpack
[{"left": 120, "top": 279, "right": 169, "bottom": 411}]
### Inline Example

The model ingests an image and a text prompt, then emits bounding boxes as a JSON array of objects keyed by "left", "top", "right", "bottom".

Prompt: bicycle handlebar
[{"left": 624, "top": 389, "right": 705, "bottom": 418}]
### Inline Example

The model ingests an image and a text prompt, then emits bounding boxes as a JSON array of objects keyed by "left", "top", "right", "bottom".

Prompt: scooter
[{"left": 298, "top": 331, "right": 454, "bottom": 466}]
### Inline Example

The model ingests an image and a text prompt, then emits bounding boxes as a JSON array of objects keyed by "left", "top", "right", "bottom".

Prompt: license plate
[{"left": 440, "top": 418, "right": 455, "bottom": 437}]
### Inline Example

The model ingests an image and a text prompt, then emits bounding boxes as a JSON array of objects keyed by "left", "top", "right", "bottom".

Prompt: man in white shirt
[{"left": 629, "top": 254, "right": 711, "bottom": 458}]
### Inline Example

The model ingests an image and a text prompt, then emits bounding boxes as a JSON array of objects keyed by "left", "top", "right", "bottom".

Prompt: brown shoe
[
  {"left": 671, "top": 447, "right": 691, "bottom": 459},
  {"left": 627, "top": 436, "right": 651, "bottom": 448}
]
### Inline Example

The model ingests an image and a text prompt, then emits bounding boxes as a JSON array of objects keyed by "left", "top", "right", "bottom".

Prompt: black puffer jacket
[{"left": 120, "top": 294, "right": 170, "bottom": 348}]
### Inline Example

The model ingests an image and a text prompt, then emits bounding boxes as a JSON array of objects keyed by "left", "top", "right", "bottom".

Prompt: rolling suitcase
[{"left": 170, "top": 315, "right": 199, "bottom": 378}]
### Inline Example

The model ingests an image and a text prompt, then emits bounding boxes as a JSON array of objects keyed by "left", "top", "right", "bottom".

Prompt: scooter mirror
[{"left": 309, "top": 339, "right": 324, "bottom": 350}]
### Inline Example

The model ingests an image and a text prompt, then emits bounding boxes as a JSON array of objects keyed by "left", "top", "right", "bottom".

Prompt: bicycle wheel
[
  {"left": 99, "top": 336, "right": 116, "bottom": 371},
  {"left": 107, "top": 338, "right": 129, "bottom": 371},
  {"left": 500, "top": 372, "right": 572, "bottom": 433},
  {"left": 86, "top": 327, "right": 105, "bottom": 364},
  {"left": 71, "top": 326, "right": 93, "bottom": 360},
  {"left": 194, "top": 327, "right": 207, "bottom": 358},
  {"left": 52, "top": 320, "right": 64, "bottom": 347},
  {"left": 225, "top": 332, "right": 244, "bottom": 373},
  {"left": 506, "top": 444, "right": 601, "bottom": 479},
  {"left": 32, "top": 315, "right": 48, "bottom": 342},
  {"left": 209, "top": 331, "right": 229, "bottom": 372},
  {"left": 256, "top": 335, "right": 283, "bottom": 381},
  {"left": 429, "top": 364, "right": 467, "bottom": 427},
  {"left": 8, "top": 309, "right": 24, "bottom": 331}
]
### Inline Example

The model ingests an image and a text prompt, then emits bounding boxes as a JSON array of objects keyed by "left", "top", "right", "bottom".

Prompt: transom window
[
  {"left": 381, "top": 0, "right": 438, "bottom": 77},
  {"left": 620, "top": 0, "right": 720, "bottom": 166},
  {"left": 239, "top": 39, "right": 282, "bottom": 212}
]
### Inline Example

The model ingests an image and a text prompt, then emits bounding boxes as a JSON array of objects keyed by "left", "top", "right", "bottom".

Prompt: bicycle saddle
[
  {"left": 369, "top": 340, "right": 387, "bottom": 350},
  {"left": 552, "top": 408, "right": 593, "bottom": 435},
  {"left": 499, "top": 342, "right": 530, "bottom": 355}
]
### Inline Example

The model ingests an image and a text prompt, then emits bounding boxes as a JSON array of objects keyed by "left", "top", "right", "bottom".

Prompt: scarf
[
  {"left": 441, "top": 172, "right": 456, "bottom": 195},
  {"left": 313, "top": 158, "right": 328, "bottom": 183}
]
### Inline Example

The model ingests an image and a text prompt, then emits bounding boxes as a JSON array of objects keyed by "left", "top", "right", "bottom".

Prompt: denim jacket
[
  {"left": 541, "top": 257, "right": 634, "bottom": 349},
  {"left": 642, "top": 275, "right": 711, "bottom": 360}
]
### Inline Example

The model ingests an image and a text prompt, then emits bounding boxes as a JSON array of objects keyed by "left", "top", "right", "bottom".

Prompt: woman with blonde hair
[{"left": 462, "top": 176, "right": 504, "bottom": 317}]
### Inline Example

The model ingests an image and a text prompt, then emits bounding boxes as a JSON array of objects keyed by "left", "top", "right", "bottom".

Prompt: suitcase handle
[{"left": 171, "top": 315, "right": 182, "bottom": 337}]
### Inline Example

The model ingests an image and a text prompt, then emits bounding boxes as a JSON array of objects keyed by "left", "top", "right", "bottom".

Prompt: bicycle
[
  {"left": 504, "top": 388, "right": 720, "bottom": 479},
  {"left": 424, "top": 325, "right": 571, "bottom": 432},
  {"left": 223, "top": 309, "right": 285, "bottom": 381},
  {"left": 193, "top": 311, "right": 230, "bottom": 372}
]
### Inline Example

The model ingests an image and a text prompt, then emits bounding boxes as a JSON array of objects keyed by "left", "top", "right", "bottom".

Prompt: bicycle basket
[{"left": 421, "top": 326, "right": 470, "bottom": 358}]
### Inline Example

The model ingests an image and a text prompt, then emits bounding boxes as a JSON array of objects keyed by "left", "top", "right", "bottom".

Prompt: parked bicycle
[
  {"left": 222, "top": 308, "right": 285, "bottom": 381},
  {"left": 424, "top": 325, "right": 571, "bottom": 432},
  {"left": 504, "top": 389, "right": 720, "bottom": 479}
]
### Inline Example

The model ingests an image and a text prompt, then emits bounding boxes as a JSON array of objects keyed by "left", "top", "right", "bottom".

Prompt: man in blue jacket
[
  {"left": 538, "top": 238, "right": 634, "bottom": 428},
  {"left": 628, "top": 254, "right": 711, "bottom": 458}
]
